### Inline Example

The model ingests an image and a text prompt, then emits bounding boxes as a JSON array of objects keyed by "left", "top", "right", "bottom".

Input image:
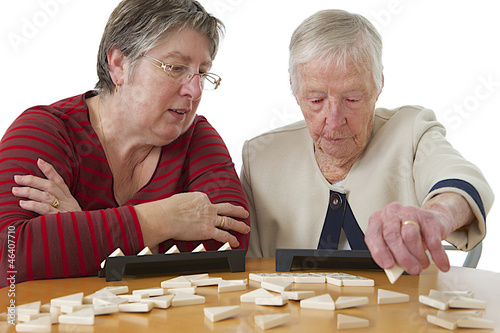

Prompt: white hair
[{"left": 289, "top": 9, "right": 383, "bottom": 95}]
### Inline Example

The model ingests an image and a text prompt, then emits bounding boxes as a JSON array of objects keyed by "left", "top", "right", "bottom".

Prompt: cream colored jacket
[{"left": 241, "top": 106, "right": 494, "bottom": 257}]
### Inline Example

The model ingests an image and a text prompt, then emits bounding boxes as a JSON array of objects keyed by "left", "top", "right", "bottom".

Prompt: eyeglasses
[{"left": 143, "top": 55, "right": 221, "bottom": 90}]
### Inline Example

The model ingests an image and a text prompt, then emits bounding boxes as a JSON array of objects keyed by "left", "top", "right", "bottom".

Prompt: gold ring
[
  {"left": 402, "top": 220, "right": 419, "bottom": 230},
  {"left": 219, "top": 216, "right": 226, "bottom": 228},
  {"left": 51, "top": 197, "right": 60, "bottom": 209}
]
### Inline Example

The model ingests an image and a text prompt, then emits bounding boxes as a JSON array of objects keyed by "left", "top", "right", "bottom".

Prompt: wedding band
[
  {"left": 51, "top": 197, "right": 60, "bottom": 209},
  {"left": 219, "top": 216, "right": 226, "bottom": 228},
  {"left": 402, "top": 220, "right": 419, "bottom": 230}
]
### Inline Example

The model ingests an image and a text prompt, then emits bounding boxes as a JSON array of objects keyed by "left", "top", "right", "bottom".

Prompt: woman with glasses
[{"left": 0, "top": 0, "right": 249, "bottom": 285}]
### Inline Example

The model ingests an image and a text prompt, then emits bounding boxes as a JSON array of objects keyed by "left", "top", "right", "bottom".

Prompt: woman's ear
[{"left": 108, "top": 48, "right": 126, "bottom": 86}]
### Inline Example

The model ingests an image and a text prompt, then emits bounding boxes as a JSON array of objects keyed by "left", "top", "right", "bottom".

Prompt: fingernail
[
  {"left": 14, "top": 175, "right": 22, "bottom": 182},
  {"left": 38, "top": 158, "right": 46, "bottom": 165}
]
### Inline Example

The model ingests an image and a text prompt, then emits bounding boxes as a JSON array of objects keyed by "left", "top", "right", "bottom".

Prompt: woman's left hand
[{"left": 12, "top": 158, "right": 82, "bottom": 215}]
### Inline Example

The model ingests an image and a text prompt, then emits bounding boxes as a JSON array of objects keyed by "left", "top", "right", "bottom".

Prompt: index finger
[{"left": 365, "top": 215, "right": 395, "bottom": 269}]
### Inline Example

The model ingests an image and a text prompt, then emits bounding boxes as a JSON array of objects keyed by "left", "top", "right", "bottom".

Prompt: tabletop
[{"left": 1, "top": 257, "right": 499, "bottom": 332}]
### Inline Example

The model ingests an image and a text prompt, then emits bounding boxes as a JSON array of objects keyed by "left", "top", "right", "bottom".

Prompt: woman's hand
[
  {"left": 12, "top": 158, "right": 82, "bottom": 215},
  {"left": 135, "top": 191, "right": 250, "bottom": 249},
  {"left": 365, "top": 193, "right": 474, "bottom": 274}
]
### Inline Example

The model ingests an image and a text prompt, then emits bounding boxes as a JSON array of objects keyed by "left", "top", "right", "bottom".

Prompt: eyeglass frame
[{"left": 142, "top": 54, "right": 221, "bottom": 90}]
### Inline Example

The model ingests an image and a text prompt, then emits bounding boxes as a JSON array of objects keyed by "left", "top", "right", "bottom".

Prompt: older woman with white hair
[
  {"left": 0, "top": 0, "right": 250, "bottom": 286},
  {"left": 241, "top": 9, "right": 493, "bottom": 275}
]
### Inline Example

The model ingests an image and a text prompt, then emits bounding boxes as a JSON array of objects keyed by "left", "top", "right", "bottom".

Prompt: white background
[{"left": 1, "top": 0, "right": 498, "bottom": 272}]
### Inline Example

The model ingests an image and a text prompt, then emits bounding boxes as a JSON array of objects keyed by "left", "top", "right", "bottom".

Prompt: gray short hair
[
  {"left": 289, "top": 9, "right": 383, "bottom": 95},
  {"left": 95, "top": 0, "right": 224, "bottom": 95}
]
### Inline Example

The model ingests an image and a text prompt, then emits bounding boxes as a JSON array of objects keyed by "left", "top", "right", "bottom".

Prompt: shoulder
[
  {"left": 244, "top": 120, "right": 309, "bottom": 150},
  {"left": 373, "top": 105, "right": 442, "bottom": 137}
]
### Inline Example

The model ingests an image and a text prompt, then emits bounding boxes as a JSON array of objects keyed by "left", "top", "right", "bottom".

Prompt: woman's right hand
[{"left": 134, "top": 192, "right": 250, "bottom": 249}]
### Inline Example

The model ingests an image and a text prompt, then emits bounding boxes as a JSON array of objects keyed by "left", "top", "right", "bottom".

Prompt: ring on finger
[
  {"left": 219, "top": 216, "right": 226, "bottom": 228},
  {"left": 402, "top": 220, "right": 419, "bottom": 231},
  {"left": 51, "top": 197, "right": 60, "bottom": 209}
]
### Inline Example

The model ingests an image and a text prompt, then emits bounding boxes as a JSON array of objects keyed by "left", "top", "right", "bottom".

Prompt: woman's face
[
  {"left": 119, "top": 28, "right": 213, "bottom": 146},
  {"left": 295, "top": 58, "right": 381, "bottom": 166}
]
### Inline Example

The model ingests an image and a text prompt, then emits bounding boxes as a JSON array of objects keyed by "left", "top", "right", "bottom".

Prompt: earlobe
[{"left": 108, "top": 48, "right": 126, "bottom": 86}]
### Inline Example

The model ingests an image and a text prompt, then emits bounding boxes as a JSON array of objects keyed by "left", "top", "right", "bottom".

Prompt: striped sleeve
[
  {"left": 0, "top": 101, "right": 144, "bottom": 287},
  {"left": 162, "top": 117, "right": 250, "bottom": 253}
]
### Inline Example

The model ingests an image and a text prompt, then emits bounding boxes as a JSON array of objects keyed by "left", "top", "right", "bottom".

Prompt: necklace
[{"left": 97, "top": 97, "right": 151, "bottom": 204}]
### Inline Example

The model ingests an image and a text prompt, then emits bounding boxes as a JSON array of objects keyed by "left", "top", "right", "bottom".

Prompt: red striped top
[{"left": 0, "top": 91, "right": 249, "bottom": 286}]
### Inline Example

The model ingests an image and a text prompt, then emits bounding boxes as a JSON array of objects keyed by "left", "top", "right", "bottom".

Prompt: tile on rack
[
  {"left": 218, "top": 242, "right": 232, "bottom": 251},
  {"left": 100, "top": 248, "right": 124, "bottom": 269},
  {"left": 165, "top": 244, "right": 180, "bottom": 254},
  {"left": 192, "top": 243, "right": 206, "bottom": 252},
  {"left": 204, "top": 305, "right": 240, "bottom": 322},
  {"left": 137, "top": 246, "right": 153, "bottom": 256}
]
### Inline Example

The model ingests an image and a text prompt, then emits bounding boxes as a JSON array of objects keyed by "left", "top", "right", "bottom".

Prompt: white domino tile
[
  {"left": 337, "top": 314, "right": 369, "bottom": 329},
  {"left": 15, "top": 315, "right": 52, "bottom": 332},
  {"left": 58, "top": 307, "right": 94, "bottom": 325},
  {"left": 60, "top": 304, "right": 93, "bottom": 314},
  {"left": 293, "top": 274, "right": 325, "bottom": 283},
  {"left": 171, "top": 293, "right": 205, "bottom": 307},
  {"left": 166, "top": 287, "right": 197, "bottom": 295},
  {"left": 300, "top": 294, "right": 335, "bottom": 310},
  {"left": 377, "top": 289, "right": 410, "bottom": 304},
  {"left": 50, "top": 292, "right": 84, "bottom": 307},
  {"left": 161, "top": 276, "right": 192, "bottom": 288},
  {"left": 93, "top": 303, "right": 119, "bottom": 315},
  {"left": 240, "top": 288, "right": 275, "bottom": 303},
  {"left": 218, "top": 279, "right": 247, "bottom": 293},
  {"left": 145, "top": 295, "right": 174, "bottom": 309},
  {"left": 281, "top": 290, "right": 316, "bottom": 301},
  {"left": 118, "top": 294, "right": 149, "bottom": 303},
  {"left": 261, "top": 280, "right": 292, "bottom": 293},
  {"left": 419, "top": 295, "right": 449, "bottom": 310},
  {"left": 427, "top": 314, "right": 457, "bottom": 330},
  {"left": 449, "top": 296, "right": 486, "bottom": 309},
  {"left": 100, "top": 248, "right": 124, "bottom": 269},
  {"left": 192, "top": 243, "right": 206, "bottom": 252},
  {"left": 17, "top": 313, "right": 50, "bottom": 323},
  {"left": 384, "top": 264, "right": 405, "bottom": 284},
  {"left": 218, "top": 242, "right": 232, "bottom": 251},
  {"left": 335, "top": 296, "right": 369, "bottom": 309},
  {"left": 17, "top": 301, "right": 41, "bottom": 314},
  {"left": 254, "top": 313, "right": 291, "bottom": 330},
  {"left": 191, "top": 277, "right": 222, "bottom": 287},
  {"left": 118, "top": 301, "right": 154, "bottom": 313},
  {"left": 204, "top": 305, "right": 240, "bottom": 322},
  {"left": 457, "top": 317, "right": 495, "bottom": 329},
  {"left": 255, "top": 295, "right": 289, "bottom": 306},
  {"left": 137, "top": 246, "right": 153, "bottom": 256},
  {"left": 102, "top": 286, "right": 129, "bottom": 295},
  {"left": 132, "top": 287, "right": 165, "bottom": 297},
  {"left": 165, "top": 245, "right": 180, "bottom": 254}
]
